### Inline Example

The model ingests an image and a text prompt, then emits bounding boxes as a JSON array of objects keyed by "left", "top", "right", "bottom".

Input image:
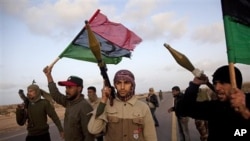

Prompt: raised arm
[{"left": 43, "top": 66, "right": 67, "bottom": 106}]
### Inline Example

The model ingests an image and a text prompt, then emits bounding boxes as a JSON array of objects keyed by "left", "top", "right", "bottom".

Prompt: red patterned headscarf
[{"left": 114, "top": 70, "right": 135, "bottom": 101}]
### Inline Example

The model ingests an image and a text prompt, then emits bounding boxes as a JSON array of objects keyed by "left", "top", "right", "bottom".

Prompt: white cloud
[
  {"left": 123, "top": 0, "right": 157, "bottom": 21},
  {"left": 190, "top": 22, "right": 224, "bottom": 44},
  {"left": 1, "top": 0, "right": 100, "bottom": 36},
  {"left": 152, "top": 12, "right": 187, "bottom": 39},
  {"left": 1, "top": 0, "right": 187, "bottom": 42}
]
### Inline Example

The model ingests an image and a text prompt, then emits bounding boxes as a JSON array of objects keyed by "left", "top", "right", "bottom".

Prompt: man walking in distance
[
  {"left": 43, "top": 66, "right": 94, "bottom": 141},
  {"left": 168, "top": 86, "right": 191, "bottom": 141},
  {"left": 146, "top": 87, "right": 160, "bottom": 127},
  {"left": 159, "top": 89, "right": 163, "bottom": 101}
]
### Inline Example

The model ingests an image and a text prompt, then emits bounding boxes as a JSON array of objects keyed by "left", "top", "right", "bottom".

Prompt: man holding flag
[
  {"left": 173, "top": 0, "right": 250, "bottom": 140},
  {"left": 220, "top": 0, "right": 250, "bottom": 119},
  {"left": 43, "top": 8, "right": 143, "bottom": 141},
  {"left": 43, "top": 66, "right": 95, "bottom": 141},
  {"left": 47, "top": 9, "right": 142, "bottom": 106},
  {"left": 177, "top": 65, "right": 250, "bottom": 141},
  {"left": 166, "top": 0, "right": 250, "bottom": 141}
]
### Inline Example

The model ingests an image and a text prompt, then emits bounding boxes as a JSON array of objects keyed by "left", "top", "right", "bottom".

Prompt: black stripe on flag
[{"left": 221, "top": 0, "right": 250, "bottom": 26}]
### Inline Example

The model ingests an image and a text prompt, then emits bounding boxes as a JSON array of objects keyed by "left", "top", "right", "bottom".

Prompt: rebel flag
[
  {"left": 221, "top": 0, "right": 250, "bottom": 65},
  {"left": 58, "top": 9, "right": 142, "bottom": 64}
]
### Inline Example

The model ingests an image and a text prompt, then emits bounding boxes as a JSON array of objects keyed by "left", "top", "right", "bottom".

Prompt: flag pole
[
  {"left": 48, "top": 9, "right": 101, "bottom": 68},
  {"left": 229, "top": 62, "right": 237, "bottom": 88},
  {"left": 48, "top": 57, "right": 60, "bottom": 68},
  {"left": 89, "top": 9, "right": 100, "bottom": 24}
]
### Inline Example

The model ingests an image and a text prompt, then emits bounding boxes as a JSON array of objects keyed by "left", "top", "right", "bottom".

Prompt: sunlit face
[
  {"left": 115, "top": 79, "right": 132, "bottom": 97},
  {"left": 65, "top": 86, "right": 81, "bottom": 101},
  {"left": 213, "top": 81, "right": 232, "bottom": 102},
  {"left": 27, "top": 89, "right": 36, "bottom": 100},
  {"left": 87, "top": 89, "right": 97, "bottom": 102}
]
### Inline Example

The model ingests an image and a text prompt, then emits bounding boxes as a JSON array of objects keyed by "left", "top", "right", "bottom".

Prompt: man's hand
[
  {"left": 101, "top": 82, "right": 111, "bottom": 104},
  {"left": 43, "top": 66, "right": 52, "bottom": 76},
  {"left": 230, "top": 88, "right": 250, "bottom": 119},
  {"left": 230, "top": 88, "right": 245, "bottom": 108},
  {"left": 43, "top": 66, "right": 54, "bottom": 83},
  {"left": 17, "top": 103, "right": 25, "bottom": 109}
]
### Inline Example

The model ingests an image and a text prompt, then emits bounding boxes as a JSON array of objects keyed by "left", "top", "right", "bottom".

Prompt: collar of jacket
[{"left": 115, "top": 95, "right": 137, "bottom": 106}]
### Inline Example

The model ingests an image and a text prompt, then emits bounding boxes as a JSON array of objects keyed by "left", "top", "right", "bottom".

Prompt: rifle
[
  {"left": 17, "top": 79, "right": 36, "bottom": 108},
  {"left": 85, "top": 21, "right": 116, "bottom": 106},
  {"left": 18, "top": 89, "right": 29, "bottom": 109},
  {"left": 18, "top": 80, "right": 54, "bottom": 107},
  {"left": 164, "top": 43, "right": 215, "bottom": 92}
]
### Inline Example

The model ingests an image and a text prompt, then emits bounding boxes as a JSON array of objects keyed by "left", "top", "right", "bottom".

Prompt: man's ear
[{"left": 78, "top": 86, "right": 83, "bottom": 93}]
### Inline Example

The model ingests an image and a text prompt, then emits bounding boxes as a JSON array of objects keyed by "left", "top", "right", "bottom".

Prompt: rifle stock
[
  {"left": 85, "top": 21, "right": 115, "bottom": 106},
  {"left": 164, "top": 43, "right": 215, "bottom": 92}
]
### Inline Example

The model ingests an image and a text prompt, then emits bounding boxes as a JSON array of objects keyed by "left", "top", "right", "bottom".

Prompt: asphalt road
[
  {"left": 154, "top": 92, "right": 200, "bottom": 141},
  {"left": 0, "top": 92, "right": 200, "bottom": 141}
]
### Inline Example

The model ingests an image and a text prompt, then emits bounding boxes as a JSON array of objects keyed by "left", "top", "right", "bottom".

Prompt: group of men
[
  {"left": 16, "top": 66, "right": 158, "bottom": 141},
  {"left": 16, "top": 64, "right": 250, "bottom": 141}
]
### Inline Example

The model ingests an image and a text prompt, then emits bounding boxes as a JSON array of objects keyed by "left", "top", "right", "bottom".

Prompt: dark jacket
[
  {"left": 179, "top": 82, "right": 250, "bottom": 141},
  {"left": 48, "top": 82, "right": 94, "bottom": 141},
  {"left": 16, "top": 99, "right": 63, "bottom": 136},
  {"left": 146, "top": 94, "right": 159, "bottom": 108},
  {"left": 171, "top": 92, "right": 185, "bottom": 117}
]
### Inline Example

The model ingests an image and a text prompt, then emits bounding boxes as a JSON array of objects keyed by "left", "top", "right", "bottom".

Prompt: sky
[{"left": 0, "top": 0, "right": 249, "bottom": 105}]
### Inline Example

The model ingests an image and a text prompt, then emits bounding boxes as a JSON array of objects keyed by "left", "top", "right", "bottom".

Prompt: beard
[{"left": 66, "top": 91, "right": 78, "bottom": 101}]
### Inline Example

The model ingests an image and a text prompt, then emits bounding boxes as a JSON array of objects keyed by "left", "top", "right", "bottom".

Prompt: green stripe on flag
[
  {"left": 223, "top": 15, "right": 250, "bottom": 65},
  {"left": 221, "top": 0, "right": 250, "bottom": 65},
  {"left": 59, "top": 44, "right": 122, "bottom": 64}
]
